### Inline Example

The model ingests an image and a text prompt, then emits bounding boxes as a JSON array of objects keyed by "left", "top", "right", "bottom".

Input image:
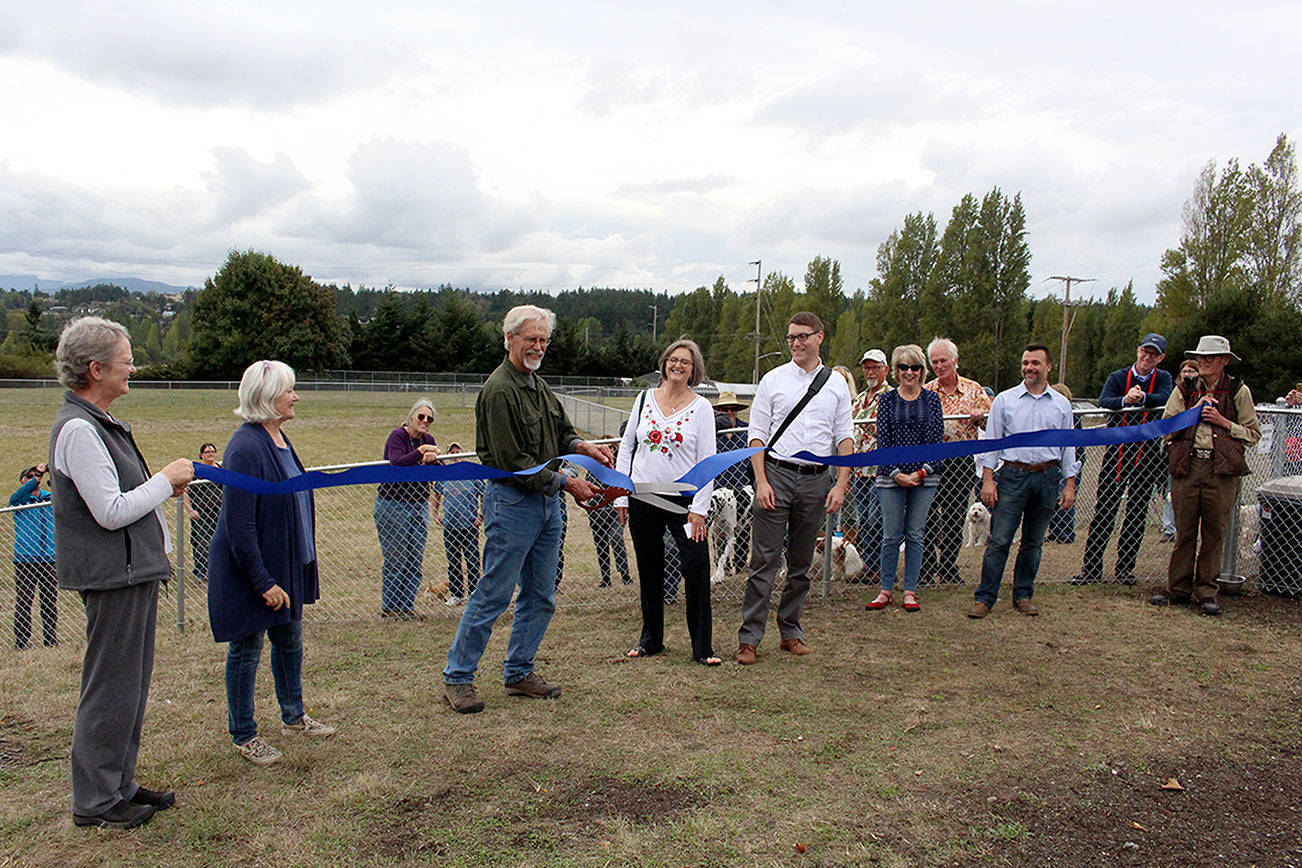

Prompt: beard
[{"left": 523, "top": 352, "right": 544, "bottom": 371}]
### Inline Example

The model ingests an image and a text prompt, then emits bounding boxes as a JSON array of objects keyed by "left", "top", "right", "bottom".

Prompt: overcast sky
[{"left": 1, "top": 1, "right": 1298, "bottom": 304}]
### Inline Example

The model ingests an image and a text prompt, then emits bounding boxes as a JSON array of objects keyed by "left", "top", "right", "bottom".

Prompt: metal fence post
[
  {"left": 175, "top": 499, "right": 186, "bottom": 633},
  {"left": 822, "top": 511, "right": 834, "bottom": 597}
]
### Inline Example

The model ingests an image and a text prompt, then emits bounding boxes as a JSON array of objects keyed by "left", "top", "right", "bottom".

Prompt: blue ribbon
[{"left": 194, "top": 405, "right": 1202, "bottom": 495}]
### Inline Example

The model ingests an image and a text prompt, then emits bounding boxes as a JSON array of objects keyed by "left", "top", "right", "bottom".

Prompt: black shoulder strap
[
  {"left": 626, "top": 389, "right": 648, "bottom": 479},
  {"left": 767, "top": 366, "right": 832, "bottom": 452}
]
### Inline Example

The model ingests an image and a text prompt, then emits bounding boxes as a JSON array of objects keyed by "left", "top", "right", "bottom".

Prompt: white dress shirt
[
  {"left": 979, "top": 382, "right": 1077, "bottom": 477},
  {"left": 747, "top": 360, "right": 854, "bottom": 464}
]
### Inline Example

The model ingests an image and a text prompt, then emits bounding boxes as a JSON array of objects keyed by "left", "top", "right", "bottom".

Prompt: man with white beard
[
  {"left": 845, "top": 349, "right": 890, "bottom": 577},
  {"left": 442, "top": 305, "right": 613, "bottom": 713}
]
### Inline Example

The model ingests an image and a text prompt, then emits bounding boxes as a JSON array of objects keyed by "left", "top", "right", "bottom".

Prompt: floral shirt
[
  {"left": 850, "top": 383, "right": 889, "bottom": 478},
  {"left": 923, "top": 375, "right": 992, "bottom": 443},
  {"left": 614, "top": 391, "right": 717, "bottom": 515}
]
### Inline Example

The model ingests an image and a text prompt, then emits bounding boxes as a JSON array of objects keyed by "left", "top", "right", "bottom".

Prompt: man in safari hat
[{"left": 1153, "top": 336, "right": 1260, "bottom": 616}]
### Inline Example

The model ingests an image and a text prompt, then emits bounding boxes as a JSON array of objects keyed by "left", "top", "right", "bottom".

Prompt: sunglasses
[
  {"left": 415, "top": 413, "right": 434, "bottom": 423},
  {"left": 898, "top": 364, "right": 924, "bottom": 372}
]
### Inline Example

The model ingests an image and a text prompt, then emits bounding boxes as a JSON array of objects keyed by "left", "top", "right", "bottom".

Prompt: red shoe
[
  {"left": 902, "top": 591, "right": 920, "bottom": 613},
  {"left": 865, "top": 591, "right": 892, "bottom": 610}
]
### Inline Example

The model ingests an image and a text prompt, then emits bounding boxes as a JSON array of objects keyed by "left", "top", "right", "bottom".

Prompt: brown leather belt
[
  {"left": 1005, "top": 460, "right": 1056, "bottom": 473},
  {"left": 1194, "top": 448, "right": 1213, "bottom": 460}
]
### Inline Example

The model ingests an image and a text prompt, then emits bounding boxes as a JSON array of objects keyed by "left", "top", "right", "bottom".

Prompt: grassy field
[{"left": 3, "top": 386, "right": 1301, "bottom": 866}]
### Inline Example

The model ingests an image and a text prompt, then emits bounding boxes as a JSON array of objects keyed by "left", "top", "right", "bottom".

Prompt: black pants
[
  {"left": 921, "top": 458, "right": 969, "bottom": 584},
  {"left": 1081, "top": 447, "right": 1165, "bottom": 581},
  {"left": 14, "top": 560, "right": 58, "bottom": 648},
  {"left": 587, "top": 507, "right": 630, "bottom": 585},
  {"left": 627, "top": 499, "right": 713, "bottom": 659},
  {"left": 443, "top": 525, "right": 480, "bottom": 598}
]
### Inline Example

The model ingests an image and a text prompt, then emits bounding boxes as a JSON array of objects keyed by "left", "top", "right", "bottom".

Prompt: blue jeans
[
  {"left": 374, "top": 497, "right": 429, "bottom": 613},
  {"left": 443, "top": 484, "right": 562, "bottom": 684},
  {"left": 878, "top": 483, "right": 938, "bottom": 592},
  {"left": 976, "top": 466, "right": 1061, "bottom": 606},
  {"left": 226, "top": 620, "right": 304, "bottom": 744}
]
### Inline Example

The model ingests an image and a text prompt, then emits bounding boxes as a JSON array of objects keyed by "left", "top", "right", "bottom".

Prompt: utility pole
[
  {"left": 749, "top": 259, "right": 763, "bottom": 384},
  {"left": 1047, "top": 275, "right": 1095, "bottom": 386},
  {"left": 648, "top": 304, "right": 658, "bottom": 343}
]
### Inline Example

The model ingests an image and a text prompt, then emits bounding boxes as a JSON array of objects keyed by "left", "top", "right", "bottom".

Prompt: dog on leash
[{"left": 964, "top": 502, "right": 991, "bottom": 547}]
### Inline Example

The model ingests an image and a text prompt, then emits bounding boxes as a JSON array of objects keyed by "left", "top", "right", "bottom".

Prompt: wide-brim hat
[
  {"left": 714, "top": 390, "right": 749, "bottom": 410},
  {"left": 1184, "top": 335, "right": 1241, "bottom": 362}
]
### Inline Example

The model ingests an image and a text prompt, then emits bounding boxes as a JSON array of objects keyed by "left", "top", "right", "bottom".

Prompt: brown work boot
[
  {"left": 967, "top": 600, "right": 991, "bottom": 619},
  {"left": 735, "top": 643, "right": 757, "bottom": 665},
  {"left": 779, "top": 637, "right": 812, "bottom": 655},
  {"left": 504, "top": 671, "right": 562, "bottom": 699},
  {"left": 1013, "top": 598, "right": 1039, "bottom": 617},
  {"left": 443, "top": 682, "right": 485, "bottom": 714}
]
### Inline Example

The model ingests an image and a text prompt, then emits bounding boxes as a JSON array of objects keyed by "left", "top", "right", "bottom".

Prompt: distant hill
[{"left": 0, "top": 275, "right": 194, "bottom": 295}]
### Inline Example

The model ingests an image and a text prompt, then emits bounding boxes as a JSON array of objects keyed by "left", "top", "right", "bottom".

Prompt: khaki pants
[{"left": 1168, "top": 458, "right": 1240, "bottom": 601}]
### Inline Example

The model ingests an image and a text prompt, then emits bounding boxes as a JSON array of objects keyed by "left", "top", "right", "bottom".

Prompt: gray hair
[
  {"left": 926, "top": 336, "right": 958, "bottom": 363},
  {"left": 234, "top": 360, "right": 297, "bottom": 423},
  {"left": 891, "top": 344, "right": 928, "bottom": 371},
  {"left": 405, "top": 397, "right": 436, "bottom": 427},
  {"left": 658, "top": 339, "right": 707, "bottom": 388},
  {"left": 55, "top": 316, "right": 131, "bottom": 391},
  {"left": 502, "top": 305, "right": 556, "bottom": 350}
]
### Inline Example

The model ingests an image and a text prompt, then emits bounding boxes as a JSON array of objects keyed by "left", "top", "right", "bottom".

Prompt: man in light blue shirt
[{"left": 970, "top": 344, "right": 1077, "bottom": 618}]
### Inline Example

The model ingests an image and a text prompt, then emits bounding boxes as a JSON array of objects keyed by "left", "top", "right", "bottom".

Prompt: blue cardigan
[{"left": 207, "top": 423, "right": 320, "bottom": 643}]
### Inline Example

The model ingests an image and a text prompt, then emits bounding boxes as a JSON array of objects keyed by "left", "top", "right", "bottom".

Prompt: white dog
[
  {"left": 810, "top": 535, "right": 866, "bottom": 583},
  {"left": 964, "top": 501, "right": 991, "bottom": 547},
  {"left": 708, "top": 485, "right": 752, "bottom": 584}
]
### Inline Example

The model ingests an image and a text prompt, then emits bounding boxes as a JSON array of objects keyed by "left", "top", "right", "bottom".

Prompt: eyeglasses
[
  {"left": 898, "top": 364, "right": 924, "bottom": 372},
  {"left": 666, "top": 357, "right": 693, "bottom": 369},
  {"left": 415, "top": 413, "right": 434, "bottom": 423},
  {"left": 517, "top": 335, "right": 549, "bottom": 346},
  {"left": 786, "top": 331, "right": 820, "bottom": 344}
]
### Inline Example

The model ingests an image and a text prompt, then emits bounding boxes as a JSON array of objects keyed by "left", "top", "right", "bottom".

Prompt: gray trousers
[
  {"left": 738, "top": 464, "right": 831, "bottom": 646},
  {"left": 71, "top": 580, "right": 158, "bottom": 815}
]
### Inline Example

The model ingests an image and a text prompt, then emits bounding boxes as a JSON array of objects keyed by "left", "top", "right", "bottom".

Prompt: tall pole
[
  {"left": 1048, "top": 275, "right": 1094, "bottom": 385},
  {"left": 648, "top": 304, "right": 658, "bottom": 343},
  {"left": 750, "top": 259, "right": 762, "bottom": 384}
]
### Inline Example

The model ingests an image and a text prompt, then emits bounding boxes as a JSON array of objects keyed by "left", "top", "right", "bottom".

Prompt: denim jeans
[
  {"left": 877, "top": 483, "right": 938, "bottom": 593},
  {"left": 374, "top": 497, "right": 429, "bottom": 613},
  {"left": 976, "top": 466, "right": 1061, "bottom": 606},
  {"left": 443, "top": 483, "right": 562, "bottom": 684},
  {"left": 226, "top": 619, "right": 304, "bottom": 744}
]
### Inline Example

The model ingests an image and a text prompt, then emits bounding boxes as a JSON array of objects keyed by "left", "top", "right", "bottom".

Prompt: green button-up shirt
[{"left": 476, "top": 359, "right": 580, "bottom": 493}]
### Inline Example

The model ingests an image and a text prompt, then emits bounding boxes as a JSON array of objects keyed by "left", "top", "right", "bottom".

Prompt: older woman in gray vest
[{"left": 48, "top": 317, "right": 194, "bottom": 829}]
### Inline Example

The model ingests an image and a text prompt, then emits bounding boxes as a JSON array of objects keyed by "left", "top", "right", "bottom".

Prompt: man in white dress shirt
[
  {"left": 736, "top": 312, "right": 853, "bottom": 664},
  {"left": 969, "top": 344, "right": 1077, "bottom": 619}
]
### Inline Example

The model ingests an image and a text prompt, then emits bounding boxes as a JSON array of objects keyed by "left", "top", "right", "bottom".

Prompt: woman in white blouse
[{"left": 615, "top": 339, "right": 721, "bottom": 666}]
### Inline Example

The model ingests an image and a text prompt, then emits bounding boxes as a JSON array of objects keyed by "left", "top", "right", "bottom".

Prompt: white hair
[
  {"left": 926, "top": 336, "right": 958, "bottom": 363},
  {"left": 235, "top": 360, "right": 297, "bottom": 423},
  {"left": 502, "top": 305, "right": 556, "bottom": 350},
  {"left": 405, "top": 397, "right": 435, "bottom": 426},
  {"left": 55, "top": 316, "right": 131, "bottom": 391}
]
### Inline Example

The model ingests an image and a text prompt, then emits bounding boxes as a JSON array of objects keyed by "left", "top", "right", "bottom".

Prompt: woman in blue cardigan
[{"left": 208, "top": 360, "right": 335, "bottom": 766}]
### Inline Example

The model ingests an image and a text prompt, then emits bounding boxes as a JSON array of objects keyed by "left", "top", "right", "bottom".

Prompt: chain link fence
[{"left": 4, "top": 406, "right": 1300, "bottom": 660}]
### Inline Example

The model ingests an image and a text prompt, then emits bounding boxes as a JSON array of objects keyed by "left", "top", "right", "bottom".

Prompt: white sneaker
[
  {"left": 281, "top": 713, "right": 336, "bottom": 737},
  {"left": 235, "top": 736, "right": 282, "bottom": 765}
]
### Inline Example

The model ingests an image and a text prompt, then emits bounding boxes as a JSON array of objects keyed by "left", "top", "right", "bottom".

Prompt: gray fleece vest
[{"left": 49, "top": 392, "right": 171, "bottom": 591}]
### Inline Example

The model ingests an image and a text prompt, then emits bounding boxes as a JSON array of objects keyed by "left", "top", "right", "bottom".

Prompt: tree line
[{"left": 3, "top": 135, "right": 1298, "bottom": 399}]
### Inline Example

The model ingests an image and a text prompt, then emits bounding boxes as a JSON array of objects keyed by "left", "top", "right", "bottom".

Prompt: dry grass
[{"left": 3, "top": 585, "right": 1301, "bottom": 866}]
